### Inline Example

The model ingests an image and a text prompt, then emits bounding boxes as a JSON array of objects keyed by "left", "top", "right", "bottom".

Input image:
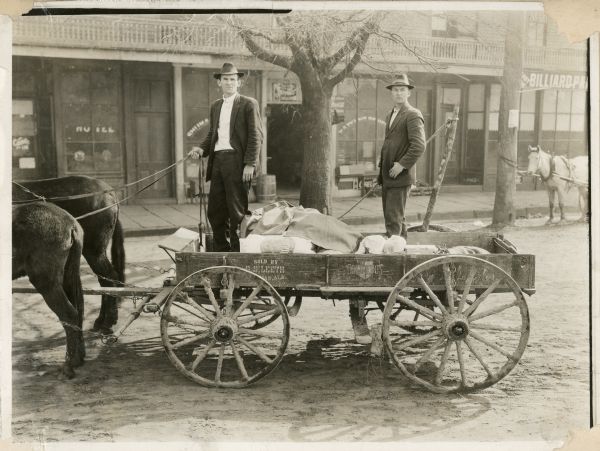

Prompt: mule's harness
[
  {"left": 12, "top": 154, "right": 193, "bottom": 219},
  {"left": 530, "top": 147, "right": 588, "bottom": 187}
]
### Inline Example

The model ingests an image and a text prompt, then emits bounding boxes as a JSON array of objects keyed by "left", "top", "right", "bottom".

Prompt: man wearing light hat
[
  {"left": 377, "top": 74, "right": 426, "bottom": 238},
  {"left": 189, "top": 63, "right": 263, "bottom": 252}
]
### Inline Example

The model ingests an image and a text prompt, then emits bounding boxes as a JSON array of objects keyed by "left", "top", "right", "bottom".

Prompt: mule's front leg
[
  {"left": 557, "top": 186, "right": 567, "bottom": 223},
  {"left": 546, "top": 195, "right": 555, "bottom": 225}
]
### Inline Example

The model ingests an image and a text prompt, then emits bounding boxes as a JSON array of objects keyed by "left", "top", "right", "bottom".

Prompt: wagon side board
[{"left": 175, "top": 253, "right": 535, "bottom": 293}]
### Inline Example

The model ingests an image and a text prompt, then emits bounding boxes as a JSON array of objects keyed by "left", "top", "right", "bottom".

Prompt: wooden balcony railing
[{"left": 12, "top": 16, "right": 587, "bottom": 72}]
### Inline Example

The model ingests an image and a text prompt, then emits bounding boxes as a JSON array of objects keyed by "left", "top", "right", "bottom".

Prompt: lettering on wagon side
[
  {"left": 243, "top": 258, "right": 287, "bottom": 283},
  {"left": 345, "top": 260, "right": 384, "bottom": 281}
]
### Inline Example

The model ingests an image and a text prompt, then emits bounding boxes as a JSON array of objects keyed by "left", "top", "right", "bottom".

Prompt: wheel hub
[
  {"left": 211, "top": 317, "right": 238, "bottom": 343},
  {"left": 443, "top": 316, "right": 470, "bottom": 341}
]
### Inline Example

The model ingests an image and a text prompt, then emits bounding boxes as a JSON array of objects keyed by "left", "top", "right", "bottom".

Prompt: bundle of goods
[
  {"left": 238, "top": 202, "right": 490, "bottom": 256},
  {"left": 239, "top": 202, "right": 363, "bottom": 254}
]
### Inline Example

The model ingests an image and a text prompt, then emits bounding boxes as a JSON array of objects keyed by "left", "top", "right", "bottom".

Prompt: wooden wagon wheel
[
  {"left": 381, "top": 255, "right": 530, "bottom": 394},
  {"left": 160, "top": 266, "right": 290, "bottom": 388}
]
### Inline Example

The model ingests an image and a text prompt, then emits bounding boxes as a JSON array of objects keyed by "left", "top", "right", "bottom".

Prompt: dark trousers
[
  {"left": 382, "top": 185, "right": 410, "bottom": 239},
  {"left": 207, "top": 151, "right": 248, "bottom": 252}
]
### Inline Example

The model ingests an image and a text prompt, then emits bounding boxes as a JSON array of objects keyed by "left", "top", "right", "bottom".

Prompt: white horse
[{"left": 527, "top": 145, "right": 588, "bottom": 224}]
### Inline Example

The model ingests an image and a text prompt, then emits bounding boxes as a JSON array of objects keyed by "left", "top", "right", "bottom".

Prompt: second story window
[
  {"left": 432, "top": 15, "right": 448, "bottom": 37},
  {"left": 432, "top": 14, "right": 477, "bottom": 39},
  {"left": 527, "top": 13, "right": 546, "bottom": 47}
]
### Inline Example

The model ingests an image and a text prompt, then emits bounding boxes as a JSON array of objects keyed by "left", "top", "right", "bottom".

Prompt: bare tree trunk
[
  {"left": 492, "top": 12, "right": 526, "bottom": 228},
  {"left": 299, "top": 81, "right": 333, "bottom": 213}
]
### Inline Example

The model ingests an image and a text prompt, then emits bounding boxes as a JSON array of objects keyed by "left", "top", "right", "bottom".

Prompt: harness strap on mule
[
  {"left": 12, "top": 181, "right": 46, "bottom": 202},
  {"left": 12, "top": 154, "right": 192, "bottom": 205}
]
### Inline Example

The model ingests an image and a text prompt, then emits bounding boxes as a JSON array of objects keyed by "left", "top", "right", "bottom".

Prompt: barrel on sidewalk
[{"left": 255, "top": 174, "right": 277, "bottom": 203}]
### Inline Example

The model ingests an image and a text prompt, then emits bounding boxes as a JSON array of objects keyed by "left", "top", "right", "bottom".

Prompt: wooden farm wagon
[{"left": 110, "top": 230, "right": 533, "bottom": 394}]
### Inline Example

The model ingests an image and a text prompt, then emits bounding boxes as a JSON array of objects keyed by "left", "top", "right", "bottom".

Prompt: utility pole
[{"left": 492, "top": 11, "right": 526, "bottom": 227}]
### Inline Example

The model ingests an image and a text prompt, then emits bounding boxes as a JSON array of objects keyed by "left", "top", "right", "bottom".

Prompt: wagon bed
[{"left": 175, "top": 232, "right": 535, "bottom": 297}]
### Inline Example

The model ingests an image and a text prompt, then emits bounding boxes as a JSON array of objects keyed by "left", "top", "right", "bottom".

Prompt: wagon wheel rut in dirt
[
  {"left": 381, "top": 255, "right": 530, "bottom": 394},
  {"left": 160, "top": 266, "right": 290, "bottom": 388}
]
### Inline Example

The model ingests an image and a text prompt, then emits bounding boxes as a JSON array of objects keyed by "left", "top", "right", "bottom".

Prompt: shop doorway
[
  {"left": 267, "top": 104, "right": 304, "bottom": 190},
  {"left": 124, "top": 62, "right": 174, "bottom": 200}
]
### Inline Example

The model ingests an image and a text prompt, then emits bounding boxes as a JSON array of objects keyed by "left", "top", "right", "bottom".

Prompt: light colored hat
[
  {"left": 386, "top": 74, "right": 414, "bottom": 90},
  {"left": 214, "top": 62, "right": 245, "bottom": 79}
]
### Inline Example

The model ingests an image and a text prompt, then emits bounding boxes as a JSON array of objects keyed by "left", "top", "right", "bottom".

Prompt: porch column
[
  {"left": 173, "top": 64, "right": 185, "bottom": 204},
  {"left": 260, "top": 72, "right": 268, "bottom": 175}
]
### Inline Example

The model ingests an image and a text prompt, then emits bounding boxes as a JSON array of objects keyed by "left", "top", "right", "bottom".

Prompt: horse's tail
[
  {"left": 63, "top": 225, "right": 84, "bottom": 313},
  {"left": 111, "top": 218, "right": 126, "bottom": 284}
]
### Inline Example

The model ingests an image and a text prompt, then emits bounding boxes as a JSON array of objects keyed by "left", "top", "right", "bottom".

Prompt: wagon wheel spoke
[
  {"left": 232, "top": 284, "right": 264, "bottom": 320},
  {"left": 442, "top": 264, "right": 455, "bottom": 313},
  {"left": 463, "top": 278, "right": 503, "bottom": 317},
  {"left": 434, "top": 340, "right": 453, "bottom": 385},
  {"left": 416, "top": 276, "right": 448, "bottom": 316},
  {"left": 464, "top": 337, "right": 494, "bottom": 378},
  {"left": 175, "top": 293, "right": 216, "bottom": 323},
  {"left": 237, "top": 307, "right": 282, "bottom": 326},
  {"left": 458, "top": 266, "right": 477, "bottom": 313},
  {"left": 224, "top": 272, "right": 235, "bottom": 316},
  {"left": 237, "top": 335, "right": 274, "bottom": 365},
  {"left": 398, "top": 295, "right": 443, "bottom": 321},
  {"left": 469, "top": 330, "right": 517, "bottom": 361},
  {"left": 414, "top": 336, "right": 446, "bottom": 372},
  {"left": 200, "top": 276, "right": 222, "bottom": 315},
  {"left": 172, "top": 330, "right": 211, "bottom": 350},
  {"left": 161, "top": 312, "right": 208, "bottom": 329},
  {"left": 391, "top": 320, "right": 440, "bottom": 329},
  {"left": 394, "top": 329, "right": 441, "bottom": 352},
  {"left": 469, "top": 323, "right": 521, "bottom": 332},
  {"left": 215, "top": 343, "right": 225, "bottom": 383},
  {"left": 456, "top": 341, "right": 467, "bottom": 387},
  {"left": 469, "top": 301, "right": 518, "bottom": 322},
  {"left": 190, "top": 339, "right": 216, "bottom": 372},
  {"left": 161, "top": 266, "right": 290, "bottom": 388},
  {"left": 230, "top": 341, "right": 249, "bottom": 381}
]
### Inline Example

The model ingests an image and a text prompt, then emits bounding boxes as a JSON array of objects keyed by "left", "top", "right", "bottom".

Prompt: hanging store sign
[
  {"left": 270, "top": 79, "right": 301, "bottom": 104},
  {"left": 521, "top": 72, "right": 588, "bottom": 90}
]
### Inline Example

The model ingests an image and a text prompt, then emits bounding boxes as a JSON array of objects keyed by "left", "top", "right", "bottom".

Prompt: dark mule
[
  {"left": 13, "top": 203, "right": 85, "bottom": 378},
  {"left": 13, "top": 175, "right": 125, "bottom": 334}
]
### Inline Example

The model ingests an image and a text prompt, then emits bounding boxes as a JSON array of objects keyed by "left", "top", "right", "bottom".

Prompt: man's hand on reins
[
  {"left": 188, "top": 147, "right": 204, "bottom": 159},
  {"left": 243, "top": 165, "right": 255, "bottom": 183}
]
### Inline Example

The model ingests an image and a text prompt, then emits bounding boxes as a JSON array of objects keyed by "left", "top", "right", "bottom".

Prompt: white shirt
[
  {"left": 214, "top": 93, "right": 238, "bottom": 151},
  {"left": 389, "top": 107, "right": 400, "bottom": 128}
]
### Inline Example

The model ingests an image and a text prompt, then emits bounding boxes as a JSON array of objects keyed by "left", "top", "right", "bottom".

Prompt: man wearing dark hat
[
  {"left": 377, "top": 74, "right": 426, "bottom": 238},
  {"left": 189, "top": 63, "right": 263, "bottom": 252}
]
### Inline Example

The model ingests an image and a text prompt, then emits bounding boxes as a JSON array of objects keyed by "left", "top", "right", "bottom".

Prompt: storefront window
[
  {"left": 12, "top": 99, "right": 36, "bottom": 171},
  {"left": 519, "top": 90, "right": 536, "bottom": 132},
  {"left": 541, "top": 88, "right": 587, "bottom": 155},
  {"left": 60, "top": 63, "right": 123, "bottom": 175}
]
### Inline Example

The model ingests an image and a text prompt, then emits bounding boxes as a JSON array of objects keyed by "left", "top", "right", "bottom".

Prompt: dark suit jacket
[
  {"left": 378, "top": 103, "right": 426, "bottom": 188},
  {"left": 200, "top": 94, "right": 263, "bottom": 181}
]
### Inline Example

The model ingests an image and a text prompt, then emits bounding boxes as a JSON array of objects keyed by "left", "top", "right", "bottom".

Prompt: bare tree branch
[
  {"left": 229, "top": 15, "right": 292, "bottom": 70},
  {"left": 322, "top": 13, "right": 382, "bottom": 72},
  {"left": 325, "top": 34, "right": 370, "bottom": 88},
  {"left": 374, "top": 29, "right": 445, "bottom": 73}
]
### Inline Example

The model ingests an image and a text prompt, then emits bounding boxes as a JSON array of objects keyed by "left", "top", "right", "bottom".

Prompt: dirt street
[{"left": 11, "top": 218, "right": 590, "bottom": 444}]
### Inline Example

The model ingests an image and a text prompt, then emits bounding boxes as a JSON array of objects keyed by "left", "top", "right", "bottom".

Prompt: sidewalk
[{"left": 118, "top": 189, "right": 581, "bottom": 237}]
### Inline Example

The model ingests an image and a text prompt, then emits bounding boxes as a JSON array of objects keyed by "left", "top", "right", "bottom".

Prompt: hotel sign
[{"left": 521, "top": 72, "right": 588, "bottom": 90}]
